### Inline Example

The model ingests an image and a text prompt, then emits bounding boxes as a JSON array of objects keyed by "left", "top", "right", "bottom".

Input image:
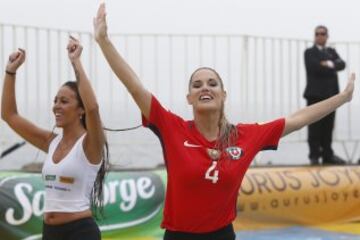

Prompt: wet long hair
[
  {"left": 189, "top": 67, "right": 238, "bottom": 151},
  {"left": 63, "top": 81, "right": 109, "bottom": 218}
]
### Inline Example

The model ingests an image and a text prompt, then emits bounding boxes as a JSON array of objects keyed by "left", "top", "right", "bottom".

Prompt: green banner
[{"left": 0, "top": 170, "right": 166, "bottom": 240}]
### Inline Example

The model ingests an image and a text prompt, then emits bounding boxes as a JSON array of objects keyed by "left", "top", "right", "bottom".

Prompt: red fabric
[{"left": 142, "top": 96, "right": 285, "bottom": 233}]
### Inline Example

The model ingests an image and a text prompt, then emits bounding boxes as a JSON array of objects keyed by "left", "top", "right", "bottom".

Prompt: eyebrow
[
  {"left": 192, "top": 78, "right": 218, "bottom": 82},
  {"left": 191, "top": 80, "right": 202, "bottom": 84},
  {"left": 54, "top": 96, "right": 70, "bottom": 100}
]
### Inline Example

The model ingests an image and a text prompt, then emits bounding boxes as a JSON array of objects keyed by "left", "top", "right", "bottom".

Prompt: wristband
[{"left": 5, "top": 70, "right": 16, "bottom": 75}]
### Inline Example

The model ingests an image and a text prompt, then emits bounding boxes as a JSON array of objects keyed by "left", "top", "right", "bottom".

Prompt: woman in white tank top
[{"left": 1, "top": 36, "right": 108, "bottom": 240}]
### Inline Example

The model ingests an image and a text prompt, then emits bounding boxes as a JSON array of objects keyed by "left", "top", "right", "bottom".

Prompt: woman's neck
[
  {"left": 193, "top": 112, "right": 220, "bottom": 142},
  {"left": 61, "top": 124, "right": 86, "bottom": 143}
]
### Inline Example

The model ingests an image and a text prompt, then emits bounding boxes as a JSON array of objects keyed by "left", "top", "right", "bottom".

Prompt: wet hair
[
  {"left": 189, "top": 67, "right": 238, "bottom": 151},
  {"left": 62, "top": 81, "right": 109, "bottom": 218}
]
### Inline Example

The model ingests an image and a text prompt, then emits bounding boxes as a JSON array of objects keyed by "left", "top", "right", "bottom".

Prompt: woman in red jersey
[
  {"left": 1, "top": 36, "right": 108, "bottom": 240},
  {"left": 94, "top": 3, "right": 355, "bottom": 240}
]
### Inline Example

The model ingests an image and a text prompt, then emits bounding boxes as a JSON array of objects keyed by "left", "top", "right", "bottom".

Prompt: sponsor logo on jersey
[
  {"left": 45, "top": 175, "right": 56, "bottom": 181},
  {"left": 257, "top": 121, "right": 270, "bottom": 125},
  {"left": 183, "top": 140, "right": 202, "bottom": 148},
  {"left": 59, "top": 176, "right": 75, "bottom": 184},
  {"left": 226, "top": 147, "right": 243, "bottom": 160}
]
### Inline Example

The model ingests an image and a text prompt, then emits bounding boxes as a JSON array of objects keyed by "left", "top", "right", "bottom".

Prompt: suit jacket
[{"left": 303, "top": 45, "right": 346, "bottom": 100}]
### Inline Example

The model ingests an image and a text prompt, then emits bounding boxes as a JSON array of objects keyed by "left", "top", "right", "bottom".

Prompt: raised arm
[
  {"left": 93, "top": 3, "right": 152, "bottom": 119},
  {"left": 283, "top": 73, "right": 355, "bottom": 136},
  {"left": 67, "top": 36, "right": 105, "bottom": 164},
  {"left": 1, "top": 49, "right": 55, "bottom": 152}
]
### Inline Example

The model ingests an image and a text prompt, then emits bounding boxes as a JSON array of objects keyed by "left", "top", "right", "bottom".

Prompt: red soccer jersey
[{"left": 142, "top": 96, "right": 285, "bottom": 233}]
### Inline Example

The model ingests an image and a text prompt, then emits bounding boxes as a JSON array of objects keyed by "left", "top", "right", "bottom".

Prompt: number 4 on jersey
[{"left": 205, "top": 161, "right": 219, "bottom": 184}]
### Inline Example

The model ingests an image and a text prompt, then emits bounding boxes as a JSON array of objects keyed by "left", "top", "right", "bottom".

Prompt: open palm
[
  {"left": 343, "top": 73, "right": 356, "bottom": 102},
  {"left": 94, "top": 3, "right": 108, "bottom": 42}
]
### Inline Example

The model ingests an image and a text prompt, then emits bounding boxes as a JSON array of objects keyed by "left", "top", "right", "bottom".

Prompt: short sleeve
[
  {"left": 142, "top": 95, "right": 175, "bottom": 131},
  {"left": 256, "top": 118, "right": 285, "bottom": 151}
]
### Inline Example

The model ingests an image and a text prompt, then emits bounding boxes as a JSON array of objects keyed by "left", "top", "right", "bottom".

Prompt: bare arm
[
  {"left": 94, "top": 3, "right": 152, "bottom": 119},
  {"left": 67, "top": 36, "right": 105, "bottom": 164},
  {"left": 283, "top": 73, "right": 355, "bottom": 136},
  {"left": 1, "top": 49, "right": 54, "bottom": 152}
]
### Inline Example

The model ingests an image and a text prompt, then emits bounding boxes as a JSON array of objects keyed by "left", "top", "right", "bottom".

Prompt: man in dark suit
[{"left": 304, "top": 25, "right": 346, "bottom": 165}]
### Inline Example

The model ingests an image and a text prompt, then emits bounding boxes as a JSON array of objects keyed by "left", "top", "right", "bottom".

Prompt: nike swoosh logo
[{"left": 184, "top": 141, "right": 202, "bottom": 148}]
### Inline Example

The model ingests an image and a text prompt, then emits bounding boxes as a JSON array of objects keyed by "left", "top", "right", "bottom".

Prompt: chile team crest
[{"left": 225, "top": 147, "right": 243, "bottom": 160}]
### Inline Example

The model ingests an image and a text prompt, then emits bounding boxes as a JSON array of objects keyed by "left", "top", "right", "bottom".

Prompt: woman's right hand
[
  {"left": 67, "top": 36, "right": 83, "bottom": 63},
  {"left": 6, "top": 48, "right": 26, "bottom": 73},
  {"left": 93, "top": 3, "right": 108, "bottom": 43}
]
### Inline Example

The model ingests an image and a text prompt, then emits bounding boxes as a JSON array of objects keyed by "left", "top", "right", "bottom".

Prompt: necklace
[{"left": 207, "top": 148, "right": 220, "bottom": 161}]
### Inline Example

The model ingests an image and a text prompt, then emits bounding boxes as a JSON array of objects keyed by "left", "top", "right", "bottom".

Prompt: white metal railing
[{"left": 1, "top": 23, "right": 360, "bottom": 168}]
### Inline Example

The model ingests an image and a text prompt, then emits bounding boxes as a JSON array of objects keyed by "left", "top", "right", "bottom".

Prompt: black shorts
[
  {"left": 164, "top": 224, "right": 236, "bottom": 240},
  {"left": 42, "top": 217, "right": 101, "bottom": 240}
]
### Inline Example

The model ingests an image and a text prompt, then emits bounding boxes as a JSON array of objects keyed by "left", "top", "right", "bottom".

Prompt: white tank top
[{"left": 42, "top": 133, "right": 102, "bottom": 213}]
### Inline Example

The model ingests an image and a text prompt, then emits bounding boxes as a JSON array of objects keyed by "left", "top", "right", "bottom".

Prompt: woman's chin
[
  {"left": 195, "top": 105, "right": 219, "bottom": 113},
  {"left": 55, "top": 122, "right": 63, "bottom": 128}
]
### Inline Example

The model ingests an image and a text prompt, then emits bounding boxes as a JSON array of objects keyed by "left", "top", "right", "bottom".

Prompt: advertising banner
[
  {"left": 235, "top": 166, "right": 360, "bottom": 230},
  {"left": 1, "top": 166, "right": 360, "bottom": 239},
  {"left": 0, "top": 171, "right": 166, "bottom": 240}
]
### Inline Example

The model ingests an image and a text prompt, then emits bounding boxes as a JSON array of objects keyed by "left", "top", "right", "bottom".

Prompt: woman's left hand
[{"left": 342, "top": 73, "right": 356, "bottom": 102}]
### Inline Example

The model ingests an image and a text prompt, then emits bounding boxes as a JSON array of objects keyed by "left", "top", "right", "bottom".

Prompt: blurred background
[{"left": 1, "top": 0, "right": 360, "bottom": 170}]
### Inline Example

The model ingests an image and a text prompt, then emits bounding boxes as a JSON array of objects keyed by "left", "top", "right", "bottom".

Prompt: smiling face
[
  {"left": 187, "top": 68, "right": 226, "bottom": 113},
  {"left": 52, "top": 85, "right": 85, "bottom": 128}
]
